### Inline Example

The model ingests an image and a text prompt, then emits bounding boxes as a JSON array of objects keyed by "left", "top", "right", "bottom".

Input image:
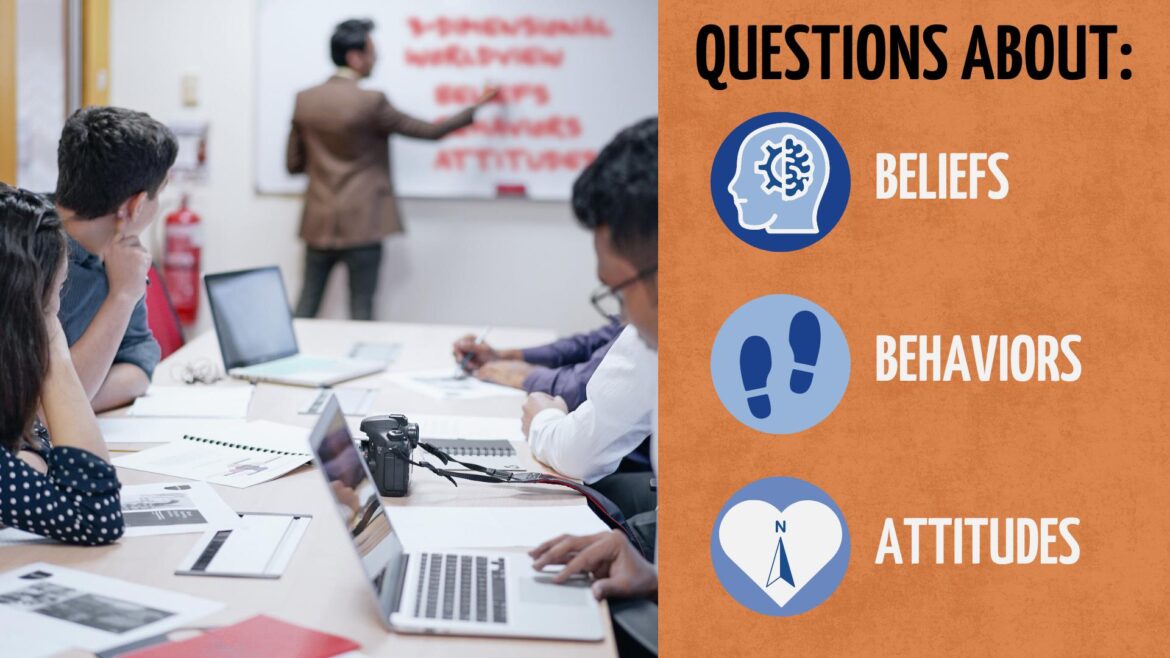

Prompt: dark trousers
[
  {"left": 295, "top": 243, "right": 383, "bottom": 321},
  {"left": 592, "top": 471, "right": 657, "bottom": 557},
  {"left": 611, "top": 599, "right": 658, "bottom": 657}
]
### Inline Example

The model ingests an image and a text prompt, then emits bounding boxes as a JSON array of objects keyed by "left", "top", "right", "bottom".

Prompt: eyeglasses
[{"left": 590, "top": 265, "right": 657, "bottom": 321}]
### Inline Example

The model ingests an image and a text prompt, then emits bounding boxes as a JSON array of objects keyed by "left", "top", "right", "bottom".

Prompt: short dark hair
[
  {"left": 55, "top": 106, "right": 178, "bottom": 219},
  {"left": 332, "top": 18, "right": 374, "bottom": 67},
  {"left": 572, "top": 117, "right": 658, "bottom": 270},
  {"left": 0, "top": 185, "right": 67, "bottom": 451}
]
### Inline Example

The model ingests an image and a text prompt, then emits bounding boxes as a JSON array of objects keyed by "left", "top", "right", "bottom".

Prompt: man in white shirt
[
  {"left": 523, "top": 324, "right": 656, "bottom": 484},
  {"left": 526, "top": 118, "right": 660, "bottom": 621}
]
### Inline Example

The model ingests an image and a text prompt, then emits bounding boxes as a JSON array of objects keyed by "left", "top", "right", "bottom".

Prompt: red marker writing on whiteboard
[{"left": 479, "top": 80, "right": 501, "bottom": 105}]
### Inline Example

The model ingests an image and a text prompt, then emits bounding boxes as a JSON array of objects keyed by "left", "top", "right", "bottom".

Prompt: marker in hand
[
  {"left": 458, "top": 326, "right": 493, "bottom": 375},
  {"left": 479, "top": 81, "right": 500, "bottom": 105}
]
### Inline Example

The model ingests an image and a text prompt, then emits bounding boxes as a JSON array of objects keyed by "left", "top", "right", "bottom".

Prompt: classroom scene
[{"left": 0, "top": 1, "right": 658, "bottom": 656}]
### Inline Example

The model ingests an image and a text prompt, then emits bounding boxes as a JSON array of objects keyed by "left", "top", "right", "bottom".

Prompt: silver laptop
[
  {"left": 309, "top": 396, "right": 604, "bottom": 641},
  {"left": 204, "top": 267, "right": 384, "bottom": 387}
]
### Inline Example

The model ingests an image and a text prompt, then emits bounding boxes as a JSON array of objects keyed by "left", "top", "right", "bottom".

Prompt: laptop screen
[
  {"left": 309, "top": 395, "right": 404, "bottom": 623},
  {"left": 204, "top": 266, "right": 300, "bottom": 369}
]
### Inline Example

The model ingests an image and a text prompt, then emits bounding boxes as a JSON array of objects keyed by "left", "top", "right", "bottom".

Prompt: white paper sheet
[
  {"left": 97, "top": 418, "right": 248, "bottom": 444},
  {"left": 128, "top": 386, "right": 254, "bottom": 418},
  {"left": 0, "top": 482, "right": 239, "bottom": 545},
  {"left": 383, "top": 369, "right": 525, "bottom": 400},
  {"left": 386, "top": 505, "right": 609, "bottom": 551},
  {"left": 411, "top": 414, "right": 525, "bottom": 441},
  {"left": 176, "top": 513, "right": 311, "bottom": 578},
  {"left": 348, "top": 341, "right": 402, "bottom": 365},
  {"left": 0, "top": 562, "right": 221, "bottom": 657},
  {"left": 0, "top": 528, "right": 52, "bottom": 547},
  {"left": 119, "top": 482, "right": 240, "bottom": 537},
  {"left": 300, "top": 388, "right": 376, "bottom": 416},
  {"left": 113, "top": 421, "right": 311, "bottom": 489}
]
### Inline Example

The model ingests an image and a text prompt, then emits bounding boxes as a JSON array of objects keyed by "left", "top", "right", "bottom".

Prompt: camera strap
[{"left": 397, "top": 440, "right": 650, "bottom": 559}]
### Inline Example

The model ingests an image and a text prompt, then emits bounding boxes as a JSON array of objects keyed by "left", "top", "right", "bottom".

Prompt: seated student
[
  {"left": 520, "top": 324, "right": 656, "bottom": 484},
  {"left": 453, "top": 320, "right": 623, "bottom": 411},
  {"left": 54, "top": 106, "right": 177, "bottom": 412},
  {"left": 516, "top": 118, "right": 657, "bottom": 489},
  {"left": 528, "top": 118, "right": 659, "bottom": 655},
  {"left": 0, "top": 186, "right": 125, "bottom": 545}
]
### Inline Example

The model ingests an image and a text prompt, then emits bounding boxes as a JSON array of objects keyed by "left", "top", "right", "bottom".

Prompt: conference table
[{"left": 1, "top": 319, "right": 618, "bottom": 657}]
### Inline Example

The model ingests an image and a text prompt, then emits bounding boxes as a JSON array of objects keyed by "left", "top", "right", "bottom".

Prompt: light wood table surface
[{"left": 0, "top": 319, "right": 616, "bottom": 657}]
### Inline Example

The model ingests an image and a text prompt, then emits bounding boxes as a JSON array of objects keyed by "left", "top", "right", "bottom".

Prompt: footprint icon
[
  {"left": 712, "top": 295, "right": 848, "bottom": 434},
  {"left": 739, "top": 335, "right": 772, "bottom": 419},
  {"left": 788, "top": 311, "right": 821, "bottom": 394}
]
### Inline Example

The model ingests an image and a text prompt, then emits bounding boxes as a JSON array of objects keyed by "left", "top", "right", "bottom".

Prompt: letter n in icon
[{"left": 768, "top": 524, "right": 795, "bottom": 587}]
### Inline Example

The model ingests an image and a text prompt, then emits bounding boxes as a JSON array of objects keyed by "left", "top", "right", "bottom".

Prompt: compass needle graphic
[{"left": 767, "top": 520, "right": 795, "bottom": 588}]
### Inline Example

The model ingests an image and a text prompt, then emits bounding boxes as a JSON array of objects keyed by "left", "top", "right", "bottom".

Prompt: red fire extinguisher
[{"left": 163, "top": 195, "right": 202, "bottom": 325}]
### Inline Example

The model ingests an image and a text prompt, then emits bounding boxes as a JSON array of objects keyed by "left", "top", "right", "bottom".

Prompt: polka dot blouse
[{"left": 0, "top": 423, "right": 124, "bottom": 545}]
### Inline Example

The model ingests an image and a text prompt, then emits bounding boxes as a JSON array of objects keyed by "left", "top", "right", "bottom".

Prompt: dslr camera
[{"left": 359, "top": 414, "right": 420, "bottom": 497}]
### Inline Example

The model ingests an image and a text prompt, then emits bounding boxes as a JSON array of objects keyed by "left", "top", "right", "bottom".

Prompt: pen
[{"left": 459, "top": 326, "right": 492, "bottom": 373}]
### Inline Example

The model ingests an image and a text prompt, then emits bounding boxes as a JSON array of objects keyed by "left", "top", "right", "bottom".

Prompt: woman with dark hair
[{"left": 0, "top": 185, "right": 124, "bottom": 545}]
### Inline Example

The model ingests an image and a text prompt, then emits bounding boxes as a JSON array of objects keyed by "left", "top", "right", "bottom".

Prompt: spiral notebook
[
  {"left": 425, "top": 439, "right": 523, "bottom": 471},
  {"left": 113, "top": 421, "right": 312, "bottom": 489},
  {"left": 428, "top": 438, "right": 515, "bottom": 457},
  {"left": 347, "top": 414, "right": 525, "bottom": 471}
]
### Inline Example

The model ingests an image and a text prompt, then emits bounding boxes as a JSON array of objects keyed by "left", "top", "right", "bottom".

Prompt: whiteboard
[{"left": 255, "top": 0, "right": 657, "bottom": 200}]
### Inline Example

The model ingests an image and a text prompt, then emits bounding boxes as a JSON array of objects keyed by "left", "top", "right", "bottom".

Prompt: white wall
[
  {"left": 15, "top": 0, "right": 65, "bottom": 191},
  {"left": 109, "top": 0, "right": 603, "bottom": 338}
]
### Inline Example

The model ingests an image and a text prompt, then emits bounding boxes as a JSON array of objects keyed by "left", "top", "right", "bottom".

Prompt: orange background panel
[
  {"left": 0, "top": 0, "right": 16, "bottom": 184},
  {"left": 659, "top": 1, "right": 1169, "bottom": 655}
]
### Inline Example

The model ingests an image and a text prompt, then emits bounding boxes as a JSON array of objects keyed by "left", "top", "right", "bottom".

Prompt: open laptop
[
  {"left": 204, "top": 266, "right": 384, "bottom": 387},
  {"left": 309, "top": 396, "right": 605, "bottom": 641}
]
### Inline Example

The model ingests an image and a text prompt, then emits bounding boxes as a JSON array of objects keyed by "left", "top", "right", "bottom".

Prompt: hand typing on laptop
[{"left": 530, "top": 530, "right": 658, "bottom": 601}]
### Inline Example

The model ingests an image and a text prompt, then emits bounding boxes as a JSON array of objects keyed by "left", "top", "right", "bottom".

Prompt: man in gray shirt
[{"left": 54, "top": 107, "right": 177, "bottom": 412}]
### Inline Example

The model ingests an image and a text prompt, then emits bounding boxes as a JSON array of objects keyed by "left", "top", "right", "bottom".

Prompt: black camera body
[{"left": 359, "top": 414, "right": 420, "bottom": 497}]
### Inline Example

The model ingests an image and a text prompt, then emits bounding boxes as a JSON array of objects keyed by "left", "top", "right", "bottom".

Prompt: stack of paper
[
  {"left": 0, "top": 563, "right": 221, "bottom": 658},
  {"left": 128, "top": 386, "right": 254, "bottom": 418},
  {"left": 299, "top": 388, "right": 377, "bottom": 417},
  {"left": 176, "top": 514, "right": 312, "bottom": 579},
  {"left": 119, "top": 482, "right": 240, "bottom": 537},
  {"left": 0, "top": 482, "right": 240, "bottom": 545},
  {"left": 113, "top": 421, "right": 311, "bottom": 488},
  {"left": 410, "top": 414, "right": 524, "bottom": 441},
  {"left": 98, "top": 418, "right": 247, "bottom": 444}
]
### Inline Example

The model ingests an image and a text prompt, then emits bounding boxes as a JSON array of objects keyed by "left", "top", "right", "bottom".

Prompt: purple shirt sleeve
[
  {"left": 521, "top": 322, "right": 623, "bottom": 368},
  {"left": 520, "top": 322, "right": 624, "bottom": 411}
]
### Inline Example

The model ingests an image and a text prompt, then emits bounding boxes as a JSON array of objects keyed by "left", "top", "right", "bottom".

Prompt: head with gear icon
[{"left": 728, "top": 122, "right": 830, "bottom": 234}]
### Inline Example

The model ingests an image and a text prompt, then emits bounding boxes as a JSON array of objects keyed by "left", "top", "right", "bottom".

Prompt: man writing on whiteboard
[{"left": 287, "top": 18, "right": 497, "bottom": 320}]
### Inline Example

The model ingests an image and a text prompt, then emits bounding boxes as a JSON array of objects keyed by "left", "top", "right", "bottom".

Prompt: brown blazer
[{"left": 286, "top": 75, "right": 476, "bottom": 249}]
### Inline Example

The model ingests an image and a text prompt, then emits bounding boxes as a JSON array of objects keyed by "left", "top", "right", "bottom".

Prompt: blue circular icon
[
  {"left": 711, "top": 294, "right": 849, "bottom": 434},
  {"left": 711, "top": 112, "right": 850, "bottom": 252},
  {"left": 711, "top": 477, "right": 850, "bottom": 617}
]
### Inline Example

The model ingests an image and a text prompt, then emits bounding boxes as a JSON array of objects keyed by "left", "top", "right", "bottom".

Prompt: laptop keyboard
[{"left": 414, "top": 553, "right": 507, "bottom": 624}]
